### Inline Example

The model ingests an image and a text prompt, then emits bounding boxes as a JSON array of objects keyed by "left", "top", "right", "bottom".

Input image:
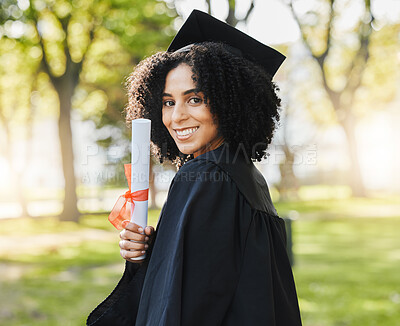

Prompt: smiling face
[{"left": 162, "top": 63, "right": 224, "bottom": 158}]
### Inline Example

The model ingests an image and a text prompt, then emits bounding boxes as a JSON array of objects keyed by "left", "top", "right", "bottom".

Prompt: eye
[
  {"left": 163, "top": 100, "right": 175, "bottom": 107},
  {"left": 189, "top": 97, "right": 202, "bottom": 105}
]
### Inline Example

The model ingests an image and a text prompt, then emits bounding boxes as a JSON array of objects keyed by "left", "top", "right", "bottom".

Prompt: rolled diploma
[{"left": 130, "top": 118, "right": 151, "bottom": 260}]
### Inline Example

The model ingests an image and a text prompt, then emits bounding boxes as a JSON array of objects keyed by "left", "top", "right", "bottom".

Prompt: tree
[
  {"left": 286, "top": 0, "right": 379, "bottom": 196},
  {"left": 0, "top": 0, "right": 175, "bottom": 221},
  {"left": 203, "top": 0, "right": 255, "bottom": 26}
]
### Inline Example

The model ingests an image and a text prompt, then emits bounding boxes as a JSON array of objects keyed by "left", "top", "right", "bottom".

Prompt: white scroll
[{"left": 130, "top": 118, "right": 151, "bottom": 260}]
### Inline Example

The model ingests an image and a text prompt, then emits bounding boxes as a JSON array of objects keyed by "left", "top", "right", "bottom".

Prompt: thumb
[{"left": 145, "top": 226, "right": 154, "bottom": 236}]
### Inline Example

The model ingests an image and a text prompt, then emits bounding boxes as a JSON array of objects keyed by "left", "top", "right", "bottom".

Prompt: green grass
[
  {"left": 275, "top": 195, "right": 400, "bottom": 219},
  {"left": 293, "top": 217, "right": 400, "bottom": 326},
  {"left": 0, "top": 209, "right": 161, "bottom": 236},
  {"left": 0, "top": 202, "right": 399, "bottom": 325},
  {"left": 0, "top": 246, "right": 122, "bottom": 326}
]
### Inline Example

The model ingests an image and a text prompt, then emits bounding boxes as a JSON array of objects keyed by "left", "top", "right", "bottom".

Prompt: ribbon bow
[{"left": 108, "top": 164, "right": 149, "bottom": 230}]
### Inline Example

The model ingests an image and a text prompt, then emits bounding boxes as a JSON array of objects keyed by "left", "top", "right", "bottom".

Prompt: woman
[{"left": 87, "top": 10, "right": 302, "bottom": 326}]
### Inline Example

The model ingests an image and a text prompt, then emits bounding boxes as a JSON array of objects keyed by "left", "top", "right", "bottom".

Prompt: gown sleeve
[{"left": 86, "top": 260, "right": 148, "bottom": 326}]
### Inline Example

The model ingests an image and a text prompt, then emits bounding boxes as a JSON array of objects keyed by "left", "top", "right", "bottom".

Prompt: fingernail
[
  {"left": 122, "top": 220, "right": 129, "bottom": 228},
  {"left": 145, "top": 237, "right": 149, "bottom": 241},
  {"left": 141, "top": 251, "right": 146, "bottom": 254},
  {"left": 145, "top": 244, "right": 148, "bottom": 249}
]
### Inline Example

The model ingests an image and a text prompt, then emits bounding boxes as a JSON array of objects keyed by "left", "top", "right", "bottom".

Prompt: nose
[{"left": 171, "top": 101, "right": 188, "bottom": 124}]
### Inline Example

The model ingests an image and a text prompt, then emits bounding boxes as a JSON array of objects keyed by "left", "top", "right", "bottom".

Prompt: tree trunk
[
  {"left": 54, "top": 74, "right": 80, "bottom": 222},
  {"left": 340, "top": 112, "right": 366, "bottom": 197},
  {"left": 16, "top": 171, "right": 30, "bottom": 217},
  {"left": 226, "top": 0, "right": 238, "bottom": 26},
  {"left": 278, "top": 144, "right": 299, "bottom": 201}
]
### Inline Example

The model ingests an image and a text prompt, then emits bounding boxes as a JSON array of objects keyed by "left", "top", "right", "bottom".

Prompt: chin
[
  {"left": 178, "top": 147, "right": 196, "bottom": 156},
  {"left": 176, "top": 143, "right": 198, "bottom": 156}
]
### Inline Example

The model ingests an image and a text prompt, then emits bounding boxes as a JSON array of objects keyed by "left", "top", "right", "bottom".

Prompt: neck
[{"left": 193, "top": 137, "right": 225, "bottom": 158}]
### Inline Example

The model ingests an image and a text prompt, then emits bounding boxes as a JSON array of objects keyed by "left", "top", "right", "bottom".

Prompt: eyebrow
[
  {"left": 162, "top": 88, "right": 200, "bottom": 97},
  {"left": 183, "top": 88, "right": 200, "bottom": 95}
]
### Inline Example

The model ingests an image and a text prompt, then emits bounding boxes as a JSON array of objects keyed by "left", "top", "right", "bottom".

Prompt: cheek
[
  {"left": 162, "top": 110, "right": 170, "bottom": 128},
  {"left": 207, "top": 124, "right": 219, "bottom": 138},
  {"left": 200, "top": 112, "right": 218, "bottom": 135}
]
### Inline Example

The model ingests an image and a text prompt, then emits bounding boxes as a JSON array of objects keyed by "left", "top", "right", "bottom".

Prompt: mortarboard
[{"left": 167, "top": 10, "right": 285, "bottom": 78}]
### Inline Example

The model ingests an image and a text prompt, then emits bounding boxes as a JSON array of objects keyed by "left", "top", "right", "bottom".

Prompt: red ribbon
[{"left": 108, "top": 164, "right": 149, "bottom": 230}]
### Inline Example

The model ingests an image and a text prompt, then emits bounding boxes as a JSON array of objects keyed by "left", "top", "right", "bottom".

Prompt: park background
[{"left": 0, "top": 0, "right": 399, "bottom": 325}]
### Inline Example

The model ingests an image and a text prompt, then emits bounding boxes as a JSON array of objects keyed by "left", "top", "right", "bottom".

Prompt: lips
[{"left": 174, "top": 127, "right": 199, "bottom": 140}]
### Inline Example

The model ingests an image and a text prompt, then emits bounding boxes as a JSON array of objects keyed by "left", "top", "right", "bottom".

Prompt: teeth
[{"left": 176, "top": 127, "right": 198, "bottom": 136}]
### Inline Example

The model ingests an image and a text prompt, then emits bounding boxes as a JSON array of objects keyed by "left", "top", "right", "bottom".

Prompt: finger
[
  {"left": 119, "top": 240, "right": 148, "bottom": 251},
  {"left": 144, "top": 226, "right": 154, "bottom": 236},
  {"left": 120, "top": 248, "right": 146, "bottom": 260},
  {"left": 120, "top": 229, "right": 147, "bottom": 242},
  {"left": 123, "top": 222, "right": 144, "bottom": 234}
]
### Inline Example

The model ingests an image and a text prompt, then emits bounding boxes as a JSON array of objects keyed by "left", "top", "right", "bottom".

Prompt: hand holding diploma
[{"left": 119, "top": 221, "right": 154, "bottom": 262}]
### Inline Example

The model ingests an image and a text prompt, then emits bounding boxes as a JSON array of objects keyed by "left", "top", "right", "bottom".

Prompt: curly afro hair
[{"left": 125, "top": 42, "right": 281, "bottom": 165}]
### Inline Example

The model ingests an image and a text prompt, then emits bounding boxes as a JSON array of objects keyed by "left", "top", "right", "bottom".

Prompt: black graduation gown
[{"left": 87, "top": 144, "right": 302, "bottom": 326}]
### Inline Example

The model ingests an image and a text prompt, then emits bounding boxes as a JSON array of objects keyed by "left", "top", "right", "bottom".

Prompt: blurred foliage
[
  {"left": 284, "top": 0, "right": 400, "bottom": 197},
  {"left": 291, "top": 21, "right": 399, "bottom": 126},
  {"left": 1, "top": 202, "right": 400, "bottom": 325},
  {"left": 356, "top": 23, "right": 400, "bottom": 112},
  {"left": 0, "top": 0, "right": 177, "bottom": 222},
  {"left": 288, "top": 0, "right": 399, "bottom": 123},
  {"left": 0, "top": 0, "right": 177, "bottom": 192},
  {"left": 0, "top": 0, "right": 176, "bottom": 120}
]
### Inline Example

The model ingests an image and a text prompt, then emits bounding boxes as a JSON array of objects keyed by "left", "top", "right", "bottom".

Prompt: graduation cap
[{"left": 167, "top": 10, "right": 285, "bottom": 78}]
